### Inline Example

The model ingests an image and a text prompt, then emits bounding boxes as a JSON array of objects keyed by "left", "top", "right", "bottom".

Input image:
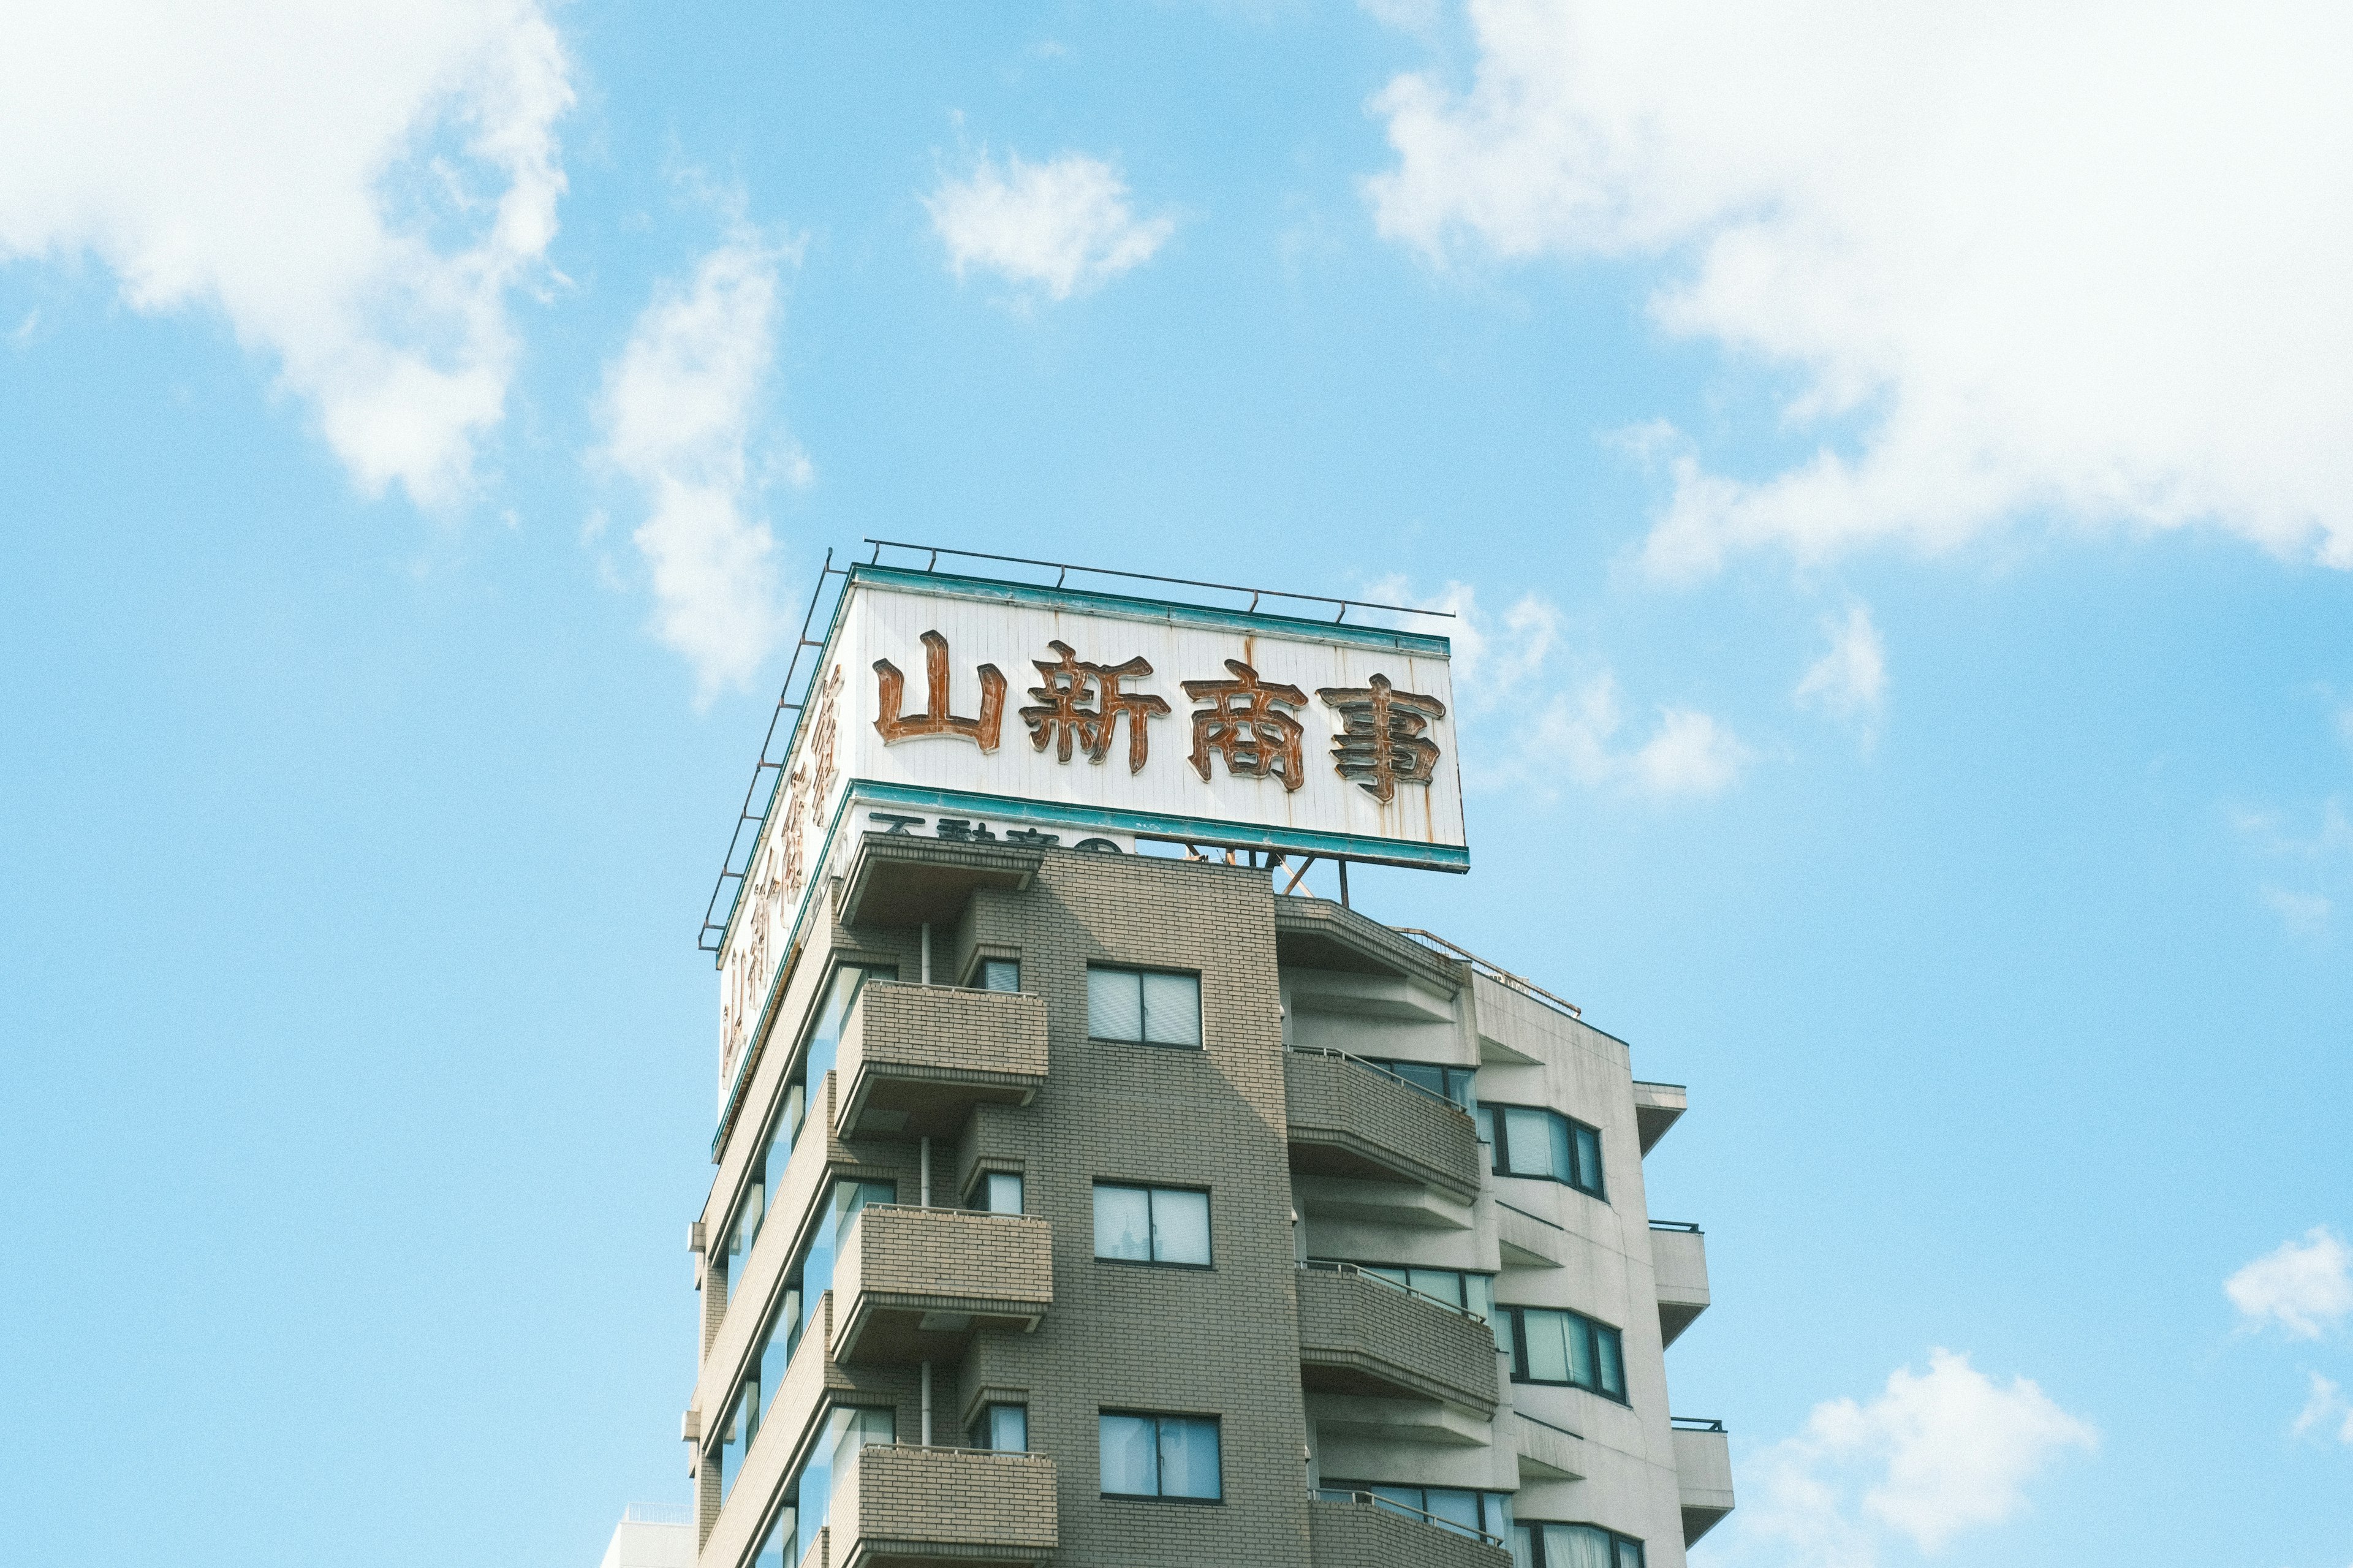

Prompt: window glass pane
[
  {"left": 1550, "top": 1526, "right": 1612, "bottom": 1568},
  {"left": 1151, "top": 1187, "right": 1211, "bottom": 1265},
  {"left": 1094, "top": 1184, "right": 1153, "bottom": 1260},
  {"left": 1574, "top": 1124, "right": 1604, "bottom": 1193},
  {"left": 1485, "top": 1493, "right": 1513, "bottom": 1535},
  {"left": 1157, "top": 1415, "right": 1221, "bottom": 1499},
  {"left": 1425, "top": 1488, "right": 1481, "bottom": 1537},
  {"left": 981, "top": 959, "right": 1020, "bottom": 993},
  {"left": 757, "top": 1310, "right": 791, "bottom": 1419},
  {"left": 1365, "top": 1265, "right": 1409, "bottom": 1290},
  {"left": 1477, "top": 1105, "right": 1496, "bottom": 1146},
  {"left": 1566, "top": 1314, "right": 1596, "bottom": 1387},
  {"left": 1504, "top": 1109, "right": 1555, "bottom": 1177},
  {"left": 835, "top": 1179, "right": 895, "bottom": 1243},
  {"left": 1467, "top": 1274, "right": 1495, "bottom": 1322},
  {"left": 718, "top": 1387, "right": 752, "bottom": 1500},
  {"left": 1548, "top": 1115, "right": 1575, "bottom": 1184},
  {"left": 982, "top": 1172, "right": 1024, "bottom": 1215},
  {"left": 1615, "top": 1537, "right": 1645, "bottom": 1568},
  {"left": 1510, "top": 1524, "right": 1537, "bottom": 1568},
  {"left": 1447, "top": 1067, "right": 1477, "bottom": 1110},
  {"left": 985, "top": 1404, "right": 1028, "bottom": 1451},
  {"left": 751, "top": 1502, "right": 796, "bottom": 1568},
  {"left": 1140, "top": 971, "right": 1202, "bottom": 1046},
  {"left": 1521, "top": 1309, "right": 1571, "bottom": 1383},
  {"left": 1369, "top": 1484, "right": 1420, "bottom": 1520},
  {"left": 1387, "top": 1060, "right": 1444, "bottom": 1097},
  {"left": 805, "top": 968, "right": 868, "bottom": 1088},
  {"left": 1099, "top": 1414, "right": 1159, "bottom": 1495},
  {"left": 1088, "top": 968, "right": 1143, "bottom": 1040},
  {"left": 1408, "top": 1268, "right": 1466, "bottom": 1311},
  {"left": 783, "top": 1080, "right": 806, "bottom": 1149},
  {"left": 1596, "top": 1323, "right": 1625, "bottom": 1398}
]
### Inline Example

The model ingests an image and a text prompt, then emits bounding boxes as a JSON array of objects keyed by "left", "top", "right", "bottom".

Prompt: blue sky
[{"left": 4, "top": 4, "right": 2351, "bottom": 1566}]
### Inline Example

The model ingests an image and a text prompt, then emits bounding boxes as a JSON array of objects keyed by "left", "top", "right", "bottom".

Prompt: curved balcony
[
  {"left": 833, "top": 1205, "right": 1052, "bottom": 1364},
  {"left": 835, "top": 982, "right": 1048, "bottom": 1141},
  {"left": 1284, "top": 1049, "right": 1483, "bottom": 1203},
  {"left": 1295, "top": 1262, "right": 1498, "bottom": 1417}
]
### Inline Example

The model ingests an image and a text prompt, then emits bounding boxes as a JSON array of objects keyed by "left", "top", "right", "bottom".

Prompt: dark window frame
[
  {"left": 1091, "top": 1181, "right": 1214, "bottom": 1269},
  {"left": 1478, "top": 1101, "right": 1606, "bottom": 1199},
  {"left": 1317, "top": 1479, "right": 1514, "bottom": 1542},
  {"left": 1098, "top": 1409, "right": 1225, "bottom": 1503},
  {"left": 1501, "top": 1304, "right": 1629, "bottom": 1402}
]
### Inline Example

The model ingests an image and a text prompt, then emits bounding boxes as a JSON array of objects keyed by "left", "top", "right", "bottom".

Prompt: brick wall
[{"left": 1305, "top": 1497, "right": 1512, "bottom": 1568}]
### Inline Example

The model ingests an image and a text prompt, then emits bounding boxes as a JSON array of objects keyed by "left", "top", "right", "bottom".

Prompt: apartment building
[{"left": 679, "top": 553, "right": 1732, "bottom": 1568}]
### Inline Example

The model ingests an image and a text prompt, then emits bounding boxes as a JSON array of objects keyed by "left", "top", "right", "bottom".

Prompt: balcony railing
[
  {"left": 832, "top": 1204, "right": 1052, "bottom": 1363},
  {"left": 1390, "top": 927, "right": 1581, "bottom": 1019},
  {"left": 828, "top": 1444, "right": 1058, "bottom": 1567},
  {"left": 1284, "top": 1048, "right": 1483, "bottom": 1202},
  {"left": 1310, "top": 1490, "right": 1504, "bottom": 1549},
  {"left": 1295, "top": 1260, "right": 1499, "bottom": 1415}
]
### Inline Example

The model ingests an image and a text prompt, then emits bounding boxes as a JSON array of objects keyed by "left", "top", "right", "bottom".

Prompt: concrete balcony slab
[
  {"left": 1650, "top": 1224, "right": 1711, "bottom": 1348},
  {"left": 830, "top": 1445, "right": 1058, "bottom": 1568},
  {"left": 1296, "top": 1263, "right": 1498, "bottom": 1416},
  {"left": 1285, "top": 1050, "right": 1483, "bottom": 1202},
  {"left": 833, "top": 1206, "right": 1051, "bottom": 1365},
  {"left": 836, "top": 983, "right": 1047, "bottom": 1141},
  {"left": 1672, "top": 1421, "right": 1735, "bottom": 1545}
]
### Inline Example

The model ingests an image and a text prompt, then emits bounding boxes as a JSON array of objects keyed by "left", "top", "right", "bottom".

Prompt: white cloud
[
  {"left": 2261, "top": 885, "right": 2332, "bottom": 933},
  {"left": 1365, "top": 1, "right": 2353, "bottom": 577},
  {"left": 597, "top": 236, "right": 797, "bottom": 700},
  {"left": 1794, "top": 603, "right": 1887, "bottom": 729},
  {"left": 2292, "top": 1373, "right": 2353, "bottom": 1445},
  {"left": 1358, "top": 576, "right": 1746, "bottom": 800},
  {"left": 925, "top": 151, "right": 1173, "bottom": 300},
  {"left": 1742, "top": 1349, "right": 2096, "bottom": 1566},
  {"left": 0, "top": 1, "right": 571, "bottom": 507},
  {"left": 2228, "top": 1227, "right": 2353, "bottom": 1340},
  {"left": 1535, "top": 675, "right": 1751, "bottom": 800}
]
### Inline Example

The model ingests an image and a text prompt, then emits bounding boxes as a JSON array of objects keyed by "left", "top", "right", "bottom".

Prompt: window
[
  {"left": 972, "top": 1403, "right": 1028, "bottom": 1451},
  {"left": 1502, "top": 1306, "right": 1627, "bottom": 1401},
  {"left": 1367, "top": 1058, "right": 1476, "bottom": 1111},
  {"left": 1087, "top": 966, "right": 1202, "bottom": 1047},
  {"left": 974, "top": 1172, "right": 1025, "bottom": 1215},
  {"left": 772, "top": 1406, "right": 895, "bottom": 1565},
  {"left": 782, "top": 1178, "right": 898, "bottom": 1349},
  {"left": 1320, "top": 1481, "right": 1512, "bottom": 1543},
  {"left": 1322, "top": 1260, "right": 1495, "bottom": 1322},
  {"left": 1093, "top": 1183, "right": 1211, "bottom": 1266},
  {"left": 1512, "top": 1522, "right": 1646, "bottom": 1568},
  {"left": 1477, "top": 1104, "right": 1605, "bottom": 1198},
  {"left": 980, "top": 958, "right": 1020, "bottom": 993},
  {"left": 1100, "top": 1412, "right": 1221, "bottom": 1500}
]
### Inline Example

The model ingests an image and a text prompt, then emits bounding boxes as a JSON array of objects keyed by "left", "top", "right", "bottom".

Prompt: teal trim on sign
[
  {"left": 851, "top": 562, "right": 1455, "bottom": 659},
  {"left": 846, "top": 780, "right": 1472, "bottom": 871}
]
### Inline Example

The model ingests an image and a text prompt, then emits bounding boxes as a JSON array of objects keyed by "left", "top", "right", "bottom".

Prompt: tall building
[{"left": 682, "top": 555, "right": 1732, "bottom": 1568}]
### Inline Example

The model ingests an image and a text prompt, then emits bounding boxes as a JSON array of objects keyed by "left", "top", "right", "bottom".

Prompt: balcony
[
  {"left": 824, "top": 1445, "right": 1058, "bottom": 1568},
  {"left": 1308, "top": 1494, "right": 1511, "bottom": 1568},
  {"left": 1632, "top": 1080, "right": 1686, "bottom": 1154},
  {"left": 832, "top": 1205, "right": 1051, "bottom": 1364},
  {"left": 835, "top": 981, "right": 1047, "bottom": 1140},
  {"left": 1284, "top": 1050, "right": 1483, "bottom": 1203},
  {"left": 1650, "top": 1222, "right": 1711, "bottom": 1347},
  {"left": 1295, "top": 1262, "right": 1498, "bottom": 1417},
  {"left": 1672, "top": 1418, "right": 1736, "bottom": 1545},
  {"left": 1512, "top": 1409, "right": 1586, "bottom": 1481}
]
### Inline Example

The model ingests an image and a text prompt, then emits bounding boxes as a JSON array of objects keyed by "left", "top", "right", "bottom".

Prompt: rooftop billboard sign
[{"left": 710, "top": 563, "right": 1464, "bottom": 1104}]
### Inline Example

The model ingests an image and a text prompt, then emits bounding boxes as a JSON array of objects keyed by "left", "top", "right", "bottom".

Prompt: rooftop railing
[
  {"left": 1670, "top": 1416, "right": 1728, "bottom": 1433},
  {"left": 1648, "top": 1220, "right": 1703, "bottom": 1233},
  {"left": 1390, "top": 928, "right": 1581, "bottom": 1020},
  {"left": 621, "top": 1502, "right": 692, "bottom": 1526}
]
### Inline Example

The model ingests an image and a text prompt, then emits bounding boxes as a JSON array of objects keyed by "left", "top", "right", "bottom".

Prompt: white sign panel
[{"left": 714, "top": 566, "right": 1464, "bottom": 1098}]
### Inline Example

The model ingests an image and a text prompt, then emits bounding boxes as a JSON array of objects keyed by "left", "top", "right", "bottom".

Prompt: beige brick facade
[{"left": 686, "top": 833, "right": 1727, "bottom": 1567}]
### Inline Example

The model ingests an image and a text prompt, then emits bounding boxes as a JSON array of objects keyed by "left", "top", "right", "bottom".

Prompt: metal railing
[
  {"left": 863, "top": 539, "right": 1456, "bottom": 624},
  {"left": 1390, "top": 928, "right": 1581, "bottom": 1019},
  {"left": 1301, "top": 1259, "right": 1488, "bottom": 1322},
  {"left": 1631, "top": 1078, "right": 1688, "bottom": 1093},
  {"left": 621, "top": 1502, "right": 692, "bottom": 1526},
  {"left": 1670, "top": 1416, "right": 1728, "bottom": 1433},
  {"left": 1648, "top": 1220, "right": 1703, "bottom": 1233},
  {"left": 1309, "top": 1489, "right": 1506, "bottom": 1548},
  {"left": 1287, "top": 1045, "right": 1475, "bottom": 1118},
  {"left": 1497, "top": 1199, "right": 1564, "bottom": 1233}
]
